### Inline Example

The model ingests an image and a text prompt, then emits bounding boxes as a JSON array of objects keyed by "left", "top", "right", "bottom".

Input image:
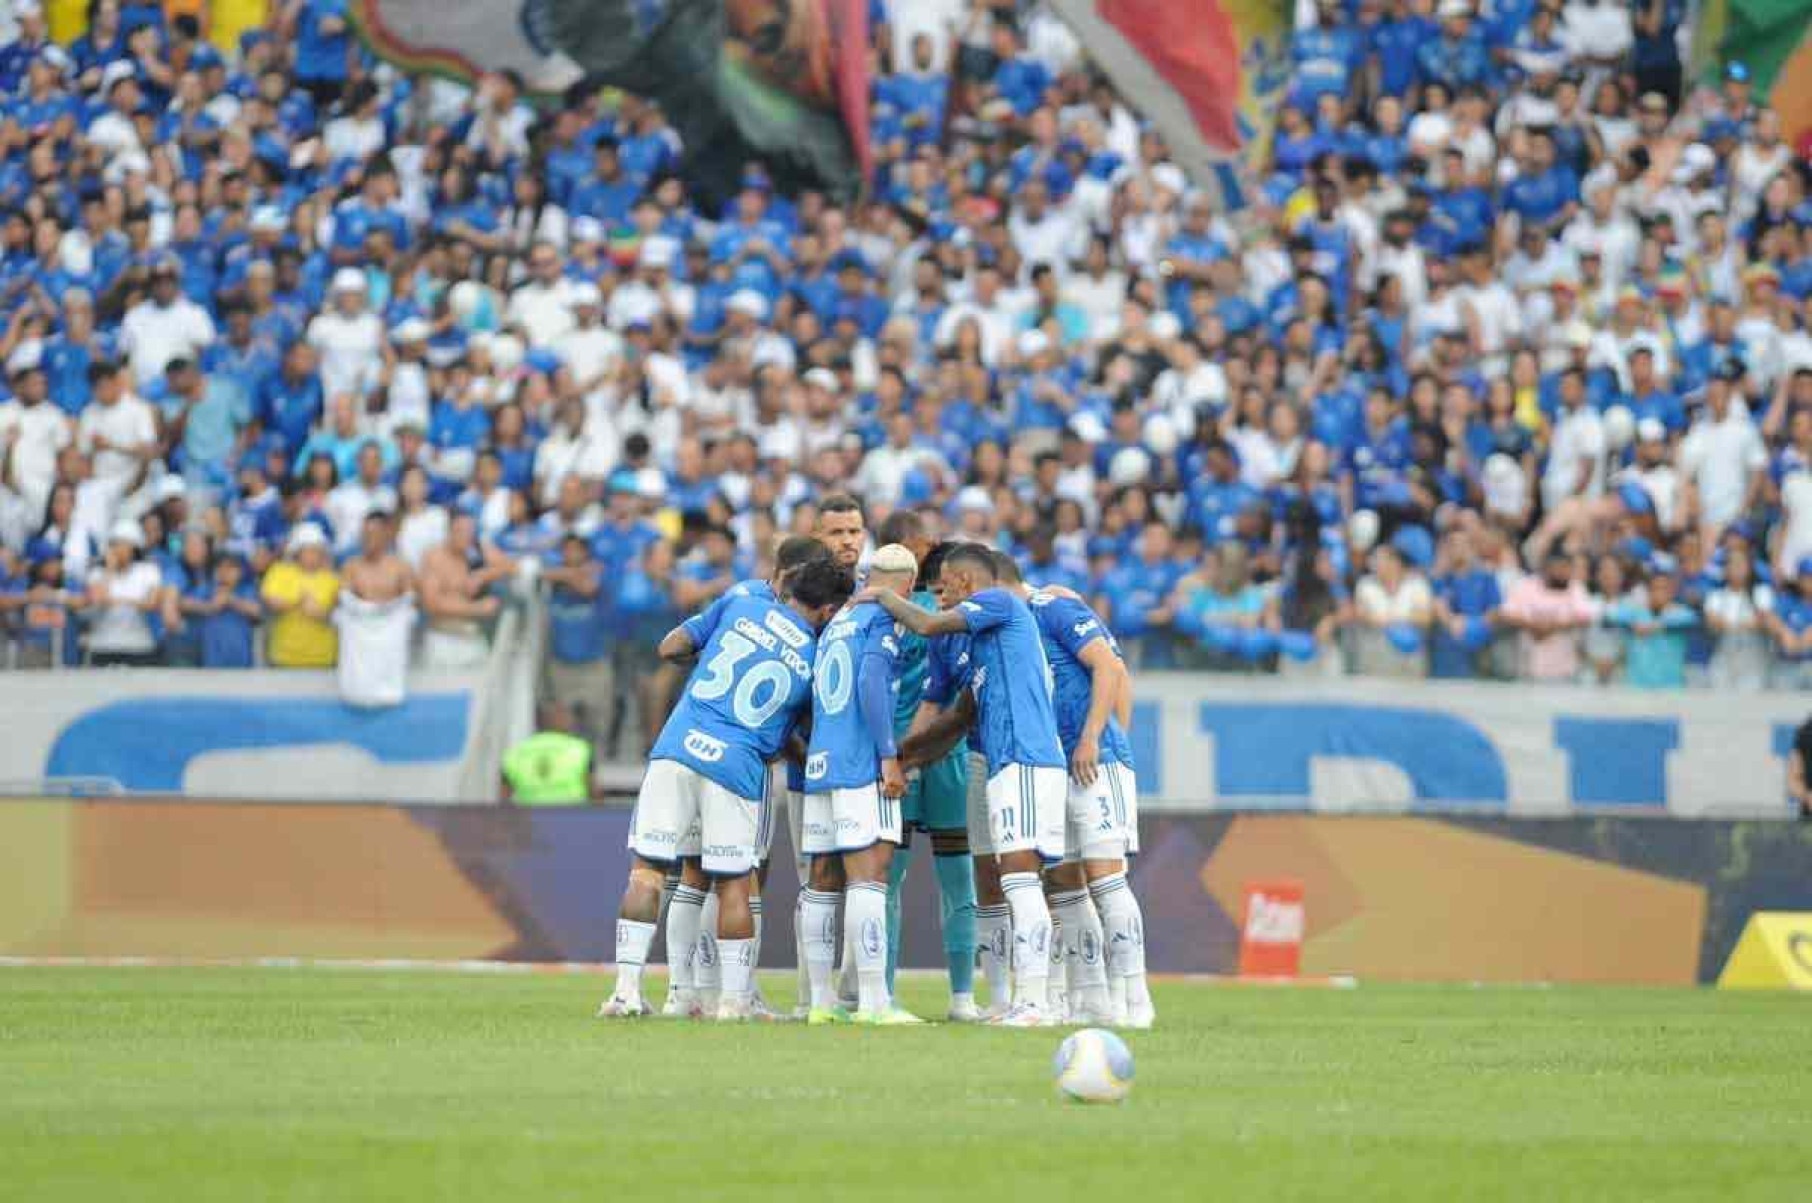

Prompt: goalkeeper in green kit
[{"left": 875, "top": 513, "right": 980, "bottom": 1022}]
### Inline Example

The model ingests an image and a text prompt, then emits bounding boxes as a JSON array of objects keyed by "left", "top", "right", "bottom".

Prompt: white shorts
[
  {"left": 965, "top": 750, "right": 994, "bottom": 856},
  {"left": 983, "top": 763, "right": 1067, "bottom": 862},
  {"left": 628, "top": 759, "right": 763, "bottom": 876},
  {"left": 1065, "top": 761, "right": 1139, "bottom": 862},
  {"left": 802, "top": 783, "right": 902, "bottom": 855}
]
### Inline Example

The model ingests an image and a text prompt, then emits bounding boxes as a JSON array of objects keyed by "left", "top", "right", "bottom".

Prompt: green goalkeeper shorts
[{"left": 902, "top": 745, "right": 969, "bottom": 832}]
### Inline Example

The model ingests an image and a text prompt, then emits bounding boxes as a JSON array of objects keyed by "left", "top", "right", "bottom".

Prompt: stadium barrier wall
[
  {"left": 0, "top": 669, "right": 1802, "bottom": 815},
  {"left": 1129, "top": 676, "right": 1809, "bottom": 817},
  {"left": 5, "top": 798, "right": 1809, "bottom": 984},
  {"left": 0, "top": 671, "right": 490, "bottom": 801}
]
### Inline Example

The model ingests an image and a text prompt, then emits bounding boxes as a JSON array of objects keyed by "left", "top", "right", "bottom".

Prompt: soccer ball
[{"left": 1052, "top": 1028, "right": 1134, "bottom": 1104}]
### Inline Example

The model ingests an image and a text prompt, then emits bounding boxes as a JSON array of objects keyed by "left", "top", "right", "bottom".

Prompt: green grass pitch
[{"left": 4, "top": 967, "right": 1811, "bottom": 1201}]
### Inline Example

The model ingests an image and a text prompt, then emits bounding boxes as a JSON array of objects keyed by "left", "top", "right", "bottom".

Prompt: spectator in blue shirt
[
  {"left": 1430, "top": 526, "right": 1502, "bottom": 678},
  {"left": 542, "top": 532, "right": 611, "bottom": 751},
  {"left": 289, "top": 0, "right": 352, "bottom": 109}
]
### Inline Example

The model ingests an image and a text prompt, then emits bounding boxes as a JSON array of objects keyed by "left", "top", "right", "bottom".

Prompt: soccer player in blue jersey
[
  {"left": 877, "top": 520, "right": 980, "bottom": 1023},
  {"left": 865, "top": 543, "right": 1068, "bottom": 1026},
  {"left": 1008, "top": 558, "right": 1154, "bottom": 1028},
  {"left": 654, "top": 534, "right": 832, "bottom": 1018},
  {"left": 798, "top": 543, "right": 921, "bottom": 1024},
  {"left": 601, "top": 555, "right": 853, "bottom": 1020}
]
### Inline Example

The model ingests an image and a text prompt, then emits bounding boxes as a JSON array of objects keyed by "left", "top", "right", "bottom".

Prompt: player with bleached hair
[
  {"left": 799, "top": 542, "right": 923, "bottom": 1024},
  {"left": 863, "top": 543, "right": 1069, "bottom": 1026}
]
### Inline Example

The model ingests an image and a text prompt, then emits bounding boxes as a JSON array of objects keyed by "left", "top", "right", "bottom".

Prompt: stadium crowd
[{"left": 0, "top": 0, "right": 1810, "bottom": 742}]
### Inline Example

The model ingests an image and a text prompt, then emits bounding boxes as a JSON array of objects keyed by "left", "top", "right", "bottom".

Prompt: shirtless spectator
[
  {"left": 338, "top": 509, "right": 418, "bottom": 707},
  {"left": 417, "top": 512, "right": 510, "bottom": 669}
]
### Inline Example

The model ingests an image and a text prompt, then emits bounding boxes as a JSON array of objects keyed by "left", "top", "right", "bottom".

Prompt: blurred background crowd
[{"left": 0, "top": 0, "right": 1810, "bottom": 755}]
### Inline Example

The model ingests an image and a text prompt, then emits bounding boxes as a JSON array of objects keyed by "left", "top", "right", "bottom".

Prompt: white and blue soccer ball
[{"left": 1052, "top": 1028, "right": 1134, "bottom": 1104}]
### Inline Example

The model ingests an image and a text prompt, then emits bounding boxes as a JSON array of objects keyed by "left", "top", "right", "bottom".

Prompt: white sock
[
  {"left": 1052, "top": 889, "right": 1108, "bottom": 1013},
  {"left": 1090, "top": 872, "right": 1150, "bottom": 1005},
  {"left": 749, "top": 894, "right": 764, "bottom": 991},
  {"left": 1047, "top": 909, "right": 1067, "bottom": 1016},
  {"left": 794, "top": 893, "right": 810, "bottom": 1009},
  {"left": 719, "top": 937, "right": 754, "bottom": 1010},
  {"left": 846, "top": 880, "right": 889, "bottom": 1013},
  {"left": 976, "top": 903, "right": 1012, "bottom": 1008},
  {"left": 696, "top": 891, "right": 722, "bottom": 1008},
  {"left": 837, "top": 901, "right": 859, "bottom": 1006},
  {"left": 666, "top": 884, "right": 707, "bottom": 998},
  {"left": 1001, "top": 872, "right": 1051, "bottom": 1010},
  {"left": 614, "top": 918, "right": 655, "bottom": 1000},
  {"left": 800, "top": 888, "right": 840, "bottom": 1010}
]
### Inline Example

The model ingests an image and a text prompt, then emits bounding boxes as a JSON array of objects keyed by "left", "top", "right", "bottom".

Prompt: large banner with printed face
[{"left": 349, "top": 0, "right": 871, "bottom": 205}]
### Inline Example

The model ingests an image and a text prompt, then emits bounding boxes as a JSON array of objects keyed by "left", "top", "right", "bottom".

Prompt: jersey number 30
[{"left": 693, "top": 631, "right": 792, "bottom": 726}]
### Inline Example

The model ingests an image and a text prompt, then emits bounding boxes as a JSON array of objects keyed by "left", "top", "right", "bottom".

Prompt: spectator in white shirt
[
  {"left": 1680, "top": 367, "right": 1768, "bottom": 539},
  {"left": 84, "top": 66, "right": 145, "bottom": 162},
  {"left": 78, "top": 361, "right": 159, "bottom": 492},
  {"left": 119, "top": 258, "right": 216, "bottom": 387},
  {"left": 85, "top": 519, "right": 164, "bottom": 666},
  {"left": 0, "top": 342, "right": 73, "bottom": 523},
  {"left": 506, "top": 241, "right": 580, "bottom": 348},
  {"left": 326, "top": 441, "right": 400, "bottom": 556},
  {"left": 1541, "top": 367, "right": 1606, "bottom": 514},
  {"left": 307, "top": 269, "right": 385, "bottom": 400}
]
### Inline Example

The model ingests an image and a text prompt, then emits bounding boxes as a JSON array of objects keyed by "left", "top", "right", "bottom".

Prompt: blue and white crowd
[{"left": 1, "top": 0, "right": 1811, "bottom": 719}]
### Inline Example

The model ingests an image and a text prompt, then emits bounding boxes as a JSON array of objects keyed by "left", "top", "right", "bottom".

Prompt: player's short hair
[
  {"left": 774, "top": 535, "right": 831, "bottom": 575},
  {"left": 942, "top": 542, "right": 999, "bottom": 582},
  {"left": 919, "top": 540, "right": 960, "bottom": 585},
  {"left": 786, "top": 558, "right": 857, "bottom": 611},
  {"left": 990, "top": 550, "right": 1023, "bottom": 585},
  {"left": 875, "top": 509, "right": 924, "bottom": 548},
  {"left": 819, "top": 493, "right": 864, "bottom": 520}
]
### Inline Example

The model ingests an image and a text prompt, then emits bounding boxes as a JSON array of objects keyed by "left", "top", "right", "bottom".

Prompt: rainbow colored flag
[
  {"left": 1049, "top": 0, "right": 1294, "bottom": 208},
  {"left": 1696, "top": 0, "right": 1812, "bottom": 147}
]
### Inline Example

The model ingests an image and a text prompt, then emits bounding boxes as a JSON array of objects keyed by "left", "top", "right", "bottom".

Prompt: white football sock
[
  {"left": 666, "top": 884, "right": 707, "bottom": 1000},
  {"left": 1090, "top": 872, "right": 1150, "bottom": 1004},
  {"left": 1047, "top": 909, "right": 1067, "bottom": 1017},
  {"left": 836, "top": 896, "right": 858, "bottom": 1006},
  {"left": 696, "top": 890, "right": 722, "bottom": 1009},
  {"left": 976, "top": 903, "right": 1012, "bottom": 1009},
  {"left": 613, "top": 918, "right": 655, "bottom": 1000},
  {"left": 1052, "top": 888, "right": 1109, "bottom": 1014},
  {"left": 794, "top": 893, "right": 810, "bottom": 1009},
  {"left": 718, "top": 937, "right": 754, "bottom": 1011},
  {"left": 846, "top": 880, "right": 889, "bottom": 1014},
  {"left": 1000, "top": 872, "right": 1051, "bottom": 1010},
  {"left": 749, "top": 894, "right": 764, "bottom": 978},
  {"left": 800, "top": 888, "right": 840, "bottom": 1010}
]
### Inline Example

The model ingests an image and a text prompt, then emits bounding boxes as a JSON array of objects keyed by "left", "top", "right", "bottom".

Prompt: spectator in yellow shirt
[{"left": 262, "top": 523, "right": 341, "bottom": 667}]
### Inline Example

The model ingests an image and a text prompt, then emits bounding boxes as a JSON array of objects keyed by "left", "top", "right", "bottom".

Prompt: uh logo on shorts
[{"left": 684, "top": 728, "right": 727, "bottom": 762}]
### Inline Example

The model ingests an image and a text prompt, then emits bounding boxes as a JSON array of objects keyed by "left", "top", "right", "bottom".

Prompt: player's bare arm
[
  {"left": 656, "top": 625, "right": 698, "bottom": 663},
  {"left": 900, "top": 691, "right": 974, "bottom": 769},
  {"left": 1072, "top": 640, "right": 1128, "bottom": 787},
  {"left": 859, "top": 586, "right": 968, "bottom": 636}
]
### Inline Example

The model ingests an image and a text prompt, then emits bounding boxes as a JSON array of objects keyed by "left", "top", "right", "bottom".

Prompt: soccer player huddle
[{"left": 600, "top": 497, "right": 1153, "bottom": 1029}]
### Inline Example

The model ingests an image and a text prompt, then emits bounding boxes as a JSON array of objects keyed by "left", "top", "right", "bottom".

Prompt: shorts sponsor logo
[
  {"left": 836, "top": 817, "right": 863, "bottom": 834},
  {"left": 703, "top": 843, "right": 747, "bottom": 862},
  {"left": 684, "top": 729, "right": 727, "bottom": 762},
  {"left": 805, "top": 752, "right": 828, "bottom": 779}
]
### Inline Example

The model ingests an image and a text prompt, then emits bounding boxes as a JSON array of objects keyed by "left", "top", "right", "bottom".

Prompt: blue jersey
[
  {"left": 1026, "top": 590, "right": 1134, "bottom": 768},
  {"left": 681, "top": 577, "right": 773, "bottom": 648},
  {"left": 650, "top": 592, "right": 817, "bottom": 801},
  {"left": 805, "top": 602, "right": 901, "bottom": 792},
  {"left": 953, "top": 588, "right": 1065, "bottom": 775}
]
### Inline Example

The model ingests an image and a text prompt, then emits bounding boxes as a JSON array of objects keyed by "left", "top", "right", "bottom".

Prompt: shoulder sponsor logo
[
  {"left": 683, "top": 729, "right": 727, "bottom": 762},
  {"left": 880, "top": 635, "right": 898, "bottom": 655},
  {"left": 765, "top": 610, "right": 810, "bottom": 649},
  {"left": 1073, "top": 619, "right": 1098, "bottom": 637},
  {"left": 959, "top": 600, "right": 982, "bottom": 613}
]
